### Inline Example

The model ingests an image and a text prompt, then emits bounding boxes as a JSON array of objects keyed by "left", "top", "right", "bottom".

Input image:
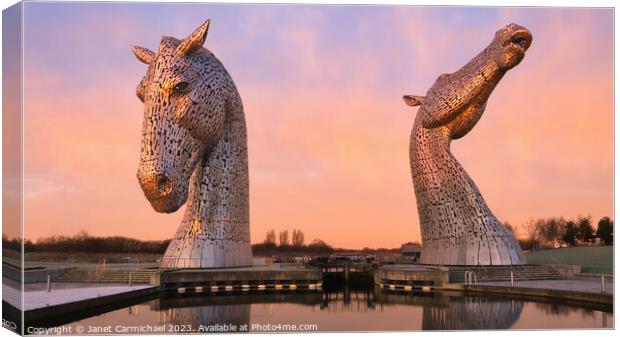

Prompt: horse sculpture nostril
[
  {"left": 508, "top": 28, "right": 532, "bottom": 50},
  {"left": 155, "top": 173, "right": 173, "bottom": 197},
  {"left": 513, "top": 37, "right": 528, "bottom": 48}
]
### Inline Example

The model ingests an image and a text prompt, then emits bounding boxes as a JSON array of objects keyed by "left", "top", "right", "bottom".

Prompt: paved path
[
  {"left": 478, "top": 278, "right": 614, "bottom": 295},
  {"left": 3, "top": 282, "right": 154, "bottom": 311}
]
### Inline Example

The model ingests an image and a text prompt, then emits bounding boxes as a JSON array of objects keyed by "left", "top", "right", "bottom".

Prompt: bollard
[
  {"left": 46, "top": 274, "right": 51, "bottom": 292},
  {"left": 601, "top": 274, "right": 606, "bottom": 293},
  {"left": 510, "top": 271, "right": 514, "bottom": 287},
  {"left": 129, "top": 272, "right": 133, "bottom": 287}
]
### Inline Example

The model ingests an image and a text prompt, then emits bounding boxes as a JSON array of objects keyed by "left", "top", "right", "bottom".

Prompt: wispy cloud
[{"left": 23, "top": 178, "right": 77, "bottom": 199}]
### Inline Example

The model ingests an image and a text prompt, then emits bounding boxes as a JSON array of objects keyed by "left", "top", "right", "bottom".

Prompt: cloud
[{"left": 23, "top": 178, "right": 77, "bottom": 199}]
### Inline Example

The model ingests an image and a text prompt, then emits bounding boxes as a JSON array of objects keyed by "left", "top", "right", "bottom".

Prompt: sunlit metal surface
[
  {"left": 133, "top": 20, "right": 252, "bottom": 268},
  {"left": 404, "top": 23, "right": 533, "bottom": 265}
]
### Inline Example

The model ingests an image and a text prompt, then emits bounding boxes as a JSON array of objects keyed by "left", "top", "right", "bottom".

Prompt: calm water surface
[{"left": 55, "top": 287, "right": 612, "bottom": 333}]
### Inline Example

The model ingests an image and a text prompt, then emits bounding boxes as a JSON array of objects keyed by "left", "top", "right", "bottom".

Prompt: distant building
[{"left": 401, "top": 242, "right": 422, "bottom": 262}]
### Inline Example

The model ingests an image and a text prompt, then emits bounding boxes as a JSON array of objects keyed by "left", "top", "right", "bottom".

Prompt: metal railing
[{"left": 464, "top": 270, "right": 477, "bottom": 285}]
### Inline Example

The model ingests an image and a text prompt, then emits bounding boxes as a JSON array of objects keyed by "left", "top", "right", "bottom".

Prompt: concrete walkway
[
  {"left": 478, "top": 278, "right": 614, "bottom": 295},
  {"left": 3, "top": 282, "right": 154, "bottom": 311}
]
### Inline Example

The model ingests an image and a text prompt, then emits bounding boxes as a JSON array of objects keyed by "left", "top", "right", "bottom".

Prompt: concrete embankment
[
  {"left": 160, "top": 265, "right": 323, "bottom": 292},
  {"left": 439, "top": 283, "right": 612, "bottom": 307},
  {"left": 23, "top": 286, "right": 160, "bottom": 329}
]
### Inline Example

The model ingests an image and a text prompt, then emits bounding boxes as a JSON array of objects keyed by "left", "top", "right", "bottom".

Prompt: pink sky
[{"left": 16, "top": 4, "right": 613, "bottom": 248}]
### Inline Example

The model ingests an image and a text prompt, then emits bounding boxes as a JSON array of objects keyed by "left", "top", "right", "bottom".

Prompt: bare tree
[
  {"left": 279, "top": 230, "right": 289, "bottom": 247},
  {"left": 524, "top": 217, "right": 542, "bottom": 251},
  {"left": 264, "top": 229, "right": 276, "bottom": 245},
  {"left": 291, "top": 229, "right": 305, "bottom": 247}
]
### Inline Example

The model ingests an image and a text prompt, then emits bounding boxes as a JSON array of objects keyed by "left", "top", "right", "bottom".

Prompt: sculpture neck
[
  {"left": 183, "top": 96, "right": 250, "bottom": 238},
  {"left": 411, "top": 124, "right": 489, "bottom": 212}
]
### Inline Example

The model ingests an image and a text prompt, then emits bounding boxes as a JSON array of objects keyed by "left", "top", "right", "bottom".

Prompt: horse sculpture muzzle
[
  {"left": 494, "top": 23, "right": 532, "bottom": 70},
  {"left": 137, "top": 168, "right": 178, "bottom": 212}
]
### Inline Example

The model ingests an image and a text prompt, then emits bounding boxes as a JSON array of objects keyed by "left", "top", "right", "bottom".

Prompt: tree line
[
  {"left": 251, "top": 229, "right": 335, "bottom": 254},
  {"left": 515, "top": 215, "right": 613, "bottom": 251},
  {"left": 3, "top": 231, "right": 171, "bottom": 254},
  {"left": 3, "top": 216, "right": 612, "bottom": 255},
  {"left": 3, "top": 229, "right": 335, "bottom": 255}
]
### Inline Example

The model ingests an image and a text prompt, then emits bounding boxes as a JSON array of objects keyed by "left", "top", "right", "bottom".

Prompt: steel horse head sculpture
[
  {"left": 133, "top": 20, "right": 252, "bottom": 268},
  {"left": 403, "top": 23, "right": 533, "bottom": 265}
]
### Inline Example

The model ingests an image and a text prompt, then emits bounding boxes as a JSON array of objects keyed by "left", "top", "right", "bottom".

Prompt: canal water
[{"left": 52, "top": 286, "right": 612, "bottom": 333}]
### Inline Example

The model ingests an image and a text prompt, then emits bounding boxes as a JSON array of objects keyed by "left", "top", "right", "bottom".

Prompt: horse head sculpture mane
[
  {"left": 133, "top": 20, "right": 252, "bottom": 268},
  {"left": 403, "top": 23, "right": 532, "bottom": 265}
]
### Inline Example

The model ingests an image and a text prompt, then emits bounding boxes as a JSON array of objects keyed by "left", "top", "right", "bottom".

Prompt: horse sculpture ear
[
  {"left": 132, "top": 46, "right": 155, "bottom": 65},
  {"left": 177, "top": 19, "right": 211, "bottom": 56},
  {"left": 403, "top": 95, "right": 424, "bottom": 107}
]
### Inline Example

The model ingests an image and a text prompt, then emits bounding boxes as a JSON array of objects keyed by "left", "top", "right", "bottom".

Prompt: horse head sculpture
[
  {"left": 133, "top": 20, "right": 252, "bottom": 268},
  {"left": 403, "top": 23, "right": 532, "bottom": 265}
]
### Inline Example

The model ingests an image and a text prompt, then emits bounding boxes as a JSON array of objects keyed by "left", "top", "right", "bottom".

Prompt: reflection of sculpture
[
  {"left": 154, "top": 293, "right": 322, "bottom": 329},
  {"left": 421, "top": 293, "right": 522, "bottom": 330},
  {"left": 167, "top": 305, "right": 251, "bottom": 330},
  {"left": 403, "top": 23, "right": 532, "bottom": 265},
  {"left": 374, "top": 291, "right": 521, "bottom": 330},
  {"left": 133, "top": 20, "right": 252, "bottom": 268}
]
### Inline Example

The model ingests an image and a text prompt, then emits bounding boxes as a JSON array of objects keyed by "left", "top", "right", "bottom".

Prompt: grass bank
[{"left": 524, "top": 246, "right": 613, "bottom": 274}]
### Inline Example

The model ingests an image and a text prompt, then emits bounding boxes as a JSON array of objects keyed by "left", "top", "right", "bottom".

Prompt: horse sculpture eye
[{"left": 172, "top": 81, "right": 190, "bottom": 94}]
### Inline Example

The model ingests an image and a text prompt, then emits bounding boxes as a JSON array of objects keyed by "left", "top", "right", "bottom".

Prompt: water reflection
[
  {"left": 421, "top": 294, "right": 522, "bottom": 330},
  {"left": 55, "top": 286, "right": 612, "bottom": 332},
  {"left": 321, "top": 287, "right": 522, "bottom": 329},
  {"left": 163, "top": 304, "right": 250, "bottom": 329},
  {"left": 152, "top": 293, "right": 325, "bottom": 328}
]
